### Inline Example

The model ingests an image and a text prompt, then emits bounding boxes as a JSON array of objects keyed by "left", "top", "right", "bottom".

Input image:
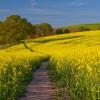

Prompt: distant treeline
[
  {"left": 56, "top": 23, "right": 100, "bottom": 34},
  {"left": 0, "top": 15, "right": 100, "bottom": 46},
  {"left": 0, "top": 15, "right": 54, "bottom": 45}
]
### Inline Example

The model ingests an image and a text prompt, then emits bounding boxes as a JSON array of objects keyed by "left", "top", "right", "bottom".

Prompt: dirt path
[{"left": 19, "top": 62, "right": 55, "bottom": 100}]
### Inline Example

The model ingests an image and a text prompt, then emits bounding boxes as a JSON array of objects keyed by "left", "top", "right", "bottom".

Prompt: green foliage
[
  {"left": 0, "top": 15, "right": 36, "bottom": 45},
  {"left": 55, "top": 28, "right": 63, "bottom": 34},
  {"left": 64, "top": 23, "right": 100, "bottom": 30},
  {"left": 0, "top": 15, "right": 54, "bottom": 46},
  {"left": 61, "top": 23, "right": 100, "bottom": 33},
  {"left": 79, "top": 27, "right": 90, "bottom": 32},
  {"left": 63, "top": 28, "right": 70, "bottom": 33},
  {"left": 35, "top": 23, "right": 54, "bottom": 37}
]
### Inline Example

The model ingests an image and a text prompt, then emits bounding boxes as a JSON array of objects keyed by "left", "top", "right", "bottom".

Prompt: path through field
[
  {"left": 19, "top": 61, "right": 70, "bottom": 100},
  {"left": 19, "top": 62, "right": 55, "bottom": 100}
]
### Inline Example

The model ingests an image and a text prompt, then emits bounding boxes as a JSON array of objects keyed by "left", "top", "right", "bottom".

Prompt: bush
[
  {"left": 55, "top": 28, "right": 63, "bottom": 34},
  {"left": 79, "top": 27, "right": 90, "bottom": 32},
  {"left": 63, "top": 28, "right": 70, "bottom": 33}
]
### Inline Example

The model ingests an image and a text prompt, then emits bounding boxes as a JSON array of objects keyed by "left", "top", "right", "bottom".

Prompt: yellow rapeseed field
[
  {"left": 33, "top": 30, "right": 100, "bottom": 100},
  {"left": 0, "top": 50, "right": 47, "bottom": 100},
  {"left": 0, "top": 30, "right": 100, "bottom": 100}
]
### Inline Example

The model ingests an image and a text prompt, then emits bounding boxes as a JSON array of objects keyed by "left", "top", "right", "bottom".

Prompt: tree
[
  {"left": 0, "top": 15, "right": 36, "bottom": 45},
  {"left": 79, "top": 27, "right": 90, "bottom": 32},
  {"left": 35, "top": 24, "right": 43, "bottom": 37},
  {"left": 63, "top": 28, "right": 70, "bottom": 33},
  {"left": 97, "top": 26, "right": 100, "bottom": 30},
  {"left": 0, "top": 15, "right": 54, "bottom": 46},
  {"left": 35, "top": 23, "right": 53, "bottom": 37},
  {"left": 55, "top": 28, "right": 63, "bottom": 34}
]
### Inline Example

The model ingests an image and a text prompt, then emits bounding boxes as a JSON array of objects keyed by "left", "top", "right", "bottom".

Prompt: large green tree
[{"left": 0, "top": 15, "right": 36, "bottom": 45}]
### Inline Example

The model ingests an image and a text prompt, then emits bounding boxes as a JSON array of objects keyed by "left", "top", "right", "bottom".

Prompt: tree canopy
[
  {"left": 0, "top": 15, "right": 54, "bottom": 46},
  {"left": 35, "top": 23, "right": 53, "bottom": 37},
  {"left": 55, "top": 28, "right": 63, "bottom": 34},
  {"left": 0, "top": 15, "right": 36, "bottom": 45}
]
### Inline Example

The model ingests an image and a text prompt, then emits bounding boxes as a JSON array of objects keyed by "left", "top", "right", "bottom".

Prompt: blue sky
[{"left": 0, "top": 0, "right": 100, "bottom": 27}]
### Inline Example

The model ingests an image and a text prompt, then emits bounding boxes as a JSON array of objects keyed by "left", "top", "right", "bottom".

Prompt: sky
[{"left": 0, "top": 0, "right": 100, "bottom": 27}]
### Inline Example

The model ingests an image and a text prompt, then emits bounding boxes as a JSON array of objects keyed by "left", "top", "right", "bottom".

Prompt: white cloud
[{"left": 68, "top": 0, "right": 89, "bottom": 7}]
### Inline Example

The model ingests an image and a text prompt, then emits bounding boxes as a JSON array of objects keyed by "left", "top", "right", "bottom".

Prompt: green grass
[{"left": 64, "top": 23, "right": 100, "bottom": 30}]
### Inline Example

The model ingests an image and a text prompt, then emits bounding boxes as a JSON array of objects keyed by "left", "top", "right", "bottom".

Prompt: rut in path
[{"left": 19, "top": 62, "right": 55, "bottom": 100}]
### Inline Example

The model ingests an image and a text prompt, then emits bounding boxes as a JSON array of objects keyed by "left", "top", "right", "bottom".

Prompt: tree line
[
  {"left": 0, "top": 15, "right": 98, "bottom": 46},
  {"left": 0, "top": 15, "right": 54, "bottom": 45}
]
